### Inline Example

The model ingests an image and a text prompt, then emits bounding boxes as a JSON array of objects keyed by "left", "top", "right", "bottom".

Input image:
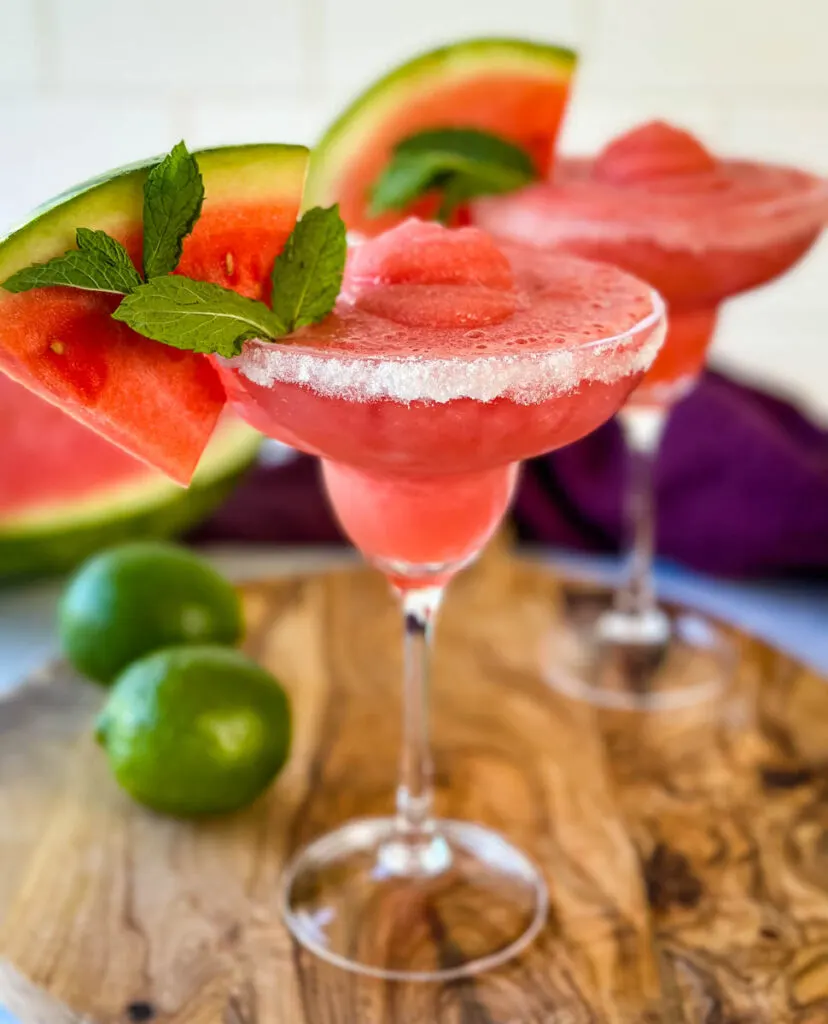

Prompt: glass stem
[
  {"left": 396, "top": 586, "right": 442, "bottom": 837},
  {"left": 618, "top": 405, "right": 668, "bottom": 618}
]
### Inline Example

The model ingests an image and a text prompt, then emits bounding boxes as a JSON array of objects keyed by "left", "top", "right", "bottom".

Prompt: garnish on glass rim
[
  {"left": 1, "top": 142, "right": 347, "bottom": 357},
  {"left": 116, "top": 204, "right": 346, "bottom": 356},
  {"left": 370, "top": 127, "right": 539, "bottom": 223}
]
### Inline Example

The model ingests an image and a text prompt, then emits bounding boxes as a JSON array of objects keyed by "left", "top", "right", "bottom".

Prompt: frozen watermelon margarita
[
  {"left": 474, "top": 120, "right": 828, "bottom": 405},
  {"left": 475, "top": 121, "right": 828, "bottom": 711},
  {"left": 217, "top": 218, "right": 665, "bottom": 979}
]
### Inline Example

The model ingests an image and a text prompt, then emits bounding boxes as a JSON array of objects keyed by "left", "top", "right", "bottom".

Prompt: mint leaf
[
  {"left": 369, "top": 152, "right": 453, "bottom": 217},
  {"left": 370, "top": 127, "right": 538, "bottom": 221},
  {"left": 75, "top": 228, "right": 143, "bottom": 287},
  {"left": 142, "top": 141, "right": 204, "bottom": 279},
  {"left": 113, "top": 276, "right": 284, "bottom": 358},
  {"left": 2, "top": 227, "right": 142, "bottom": 295},
  {"left": 270, "top": 205, "right": 346, "bottom": 332},
  {"left": 397, "top": 128, "right": 536, "bottom": 177}
]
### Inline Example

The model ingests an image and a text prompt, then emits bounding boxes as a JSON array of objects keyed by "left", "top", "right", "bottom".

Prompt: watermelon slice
[
  {"left": 305, "top": 38, "right": 577, "bottom": 237},
  {"left": 0, "top": 373, "right": 261, "bottom": 583},
  {"left": 0, "top": 144, "right": 309, "bottom": 484}
]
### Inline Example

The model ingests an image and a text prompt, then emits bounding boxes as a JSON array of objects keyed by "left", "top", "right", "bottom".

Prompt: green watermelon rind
[
  {"left": 0, "top": 421, "right": 261, "bottom": 584},
  {"left": 0, "top": 143, "right": 310, "bottom": 283},
  {"left": 305, "top": 37, "right": 577, "bottom": 210}
]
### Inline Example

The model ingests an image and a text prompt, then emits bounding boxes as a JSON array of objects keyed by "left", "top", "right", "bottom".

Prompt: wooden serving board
[{"left": 2, "top": 554, "right": 828, "bottom": 1023}]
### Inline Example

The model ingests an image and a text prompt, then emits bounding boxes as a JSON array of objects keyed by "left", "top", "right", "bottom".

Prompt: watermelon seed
[
  {"left": 224, "top": 252, "right": 235, "bottom": 277},
  {"left": 50, "top": 340, "right": 65, "bottom": 355}
]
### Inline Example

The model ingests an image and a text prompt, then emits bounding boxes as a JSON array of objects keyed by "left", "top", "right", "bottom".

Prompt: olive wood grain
[{"left": 1, "top": 554, "right": 827, "bottom": 1022}]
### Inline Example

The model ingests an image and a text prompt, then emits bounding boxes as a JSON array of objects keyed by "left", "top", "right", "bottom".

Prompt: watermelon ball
[
  {"left": 345, "top": 219, "right": 518, "bottom": 328},
  {"left": 58, "top": 542, "right": 243, "bottom": 685},
  {"left": 592, "top": 120, "right": 717, "bottom": 185},
  {"left": 345, "top": 218, "right": 516, "bottom": 289}
]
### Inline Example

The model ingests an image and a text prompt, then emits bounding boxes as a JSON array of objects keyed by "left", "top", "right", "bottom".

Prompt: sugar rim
[{"left": 223, "top": 288, "right": 666, "bottom": 405}]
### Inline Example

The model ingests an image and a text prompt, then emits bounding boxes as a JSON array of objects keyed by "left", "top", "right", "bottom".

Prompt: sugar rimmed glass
[
  {"left": 216, "top": 265, "right": 665, "bottom": 981},
  {"left": 475, "top": 155, "right": 828, "bottom": 713}
]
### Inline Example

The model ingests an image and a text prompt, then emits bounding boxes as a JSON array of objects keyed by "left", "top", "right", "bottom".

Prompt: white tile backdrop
[{"left": 1, "top": 0, "right": 826, "bottom": 417}]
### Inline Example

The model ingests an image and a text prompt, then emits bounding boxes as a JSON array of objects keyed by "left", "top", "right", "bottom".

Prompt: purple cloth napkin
[{"left": 194, "top": 370, "right": 828, "bottom": 578}]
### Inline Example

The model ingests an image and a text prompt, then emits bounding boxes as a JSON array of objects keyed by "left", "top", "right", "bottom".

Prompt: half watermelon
[
  {"left": 0, "top": 144, "right": 309, "bottom": 484},
  {"left": 305, "top": 38, "right": 577, "bottom": 236},
  {"left": 0, "top": 373, "right": 261, "bottom": 583}
]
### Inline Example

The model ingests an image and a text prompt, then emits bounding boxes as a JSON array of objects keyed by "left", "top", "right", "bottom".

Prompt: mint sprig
[
  {"left": 142, "top": 141, "right": 204, "bottom": 279},
  {"left": 370, "top": 127, "right": 538, "bottom": 222},
  {"left": 1, "top": 143, "right": 347, "bottom": 359},
  {"left": 113, "top": 277, "right": 285, "bottom": 358},
  {"left": 115, "top": 206, "right": 348, "bottom": 354},
  {"left": 2, "top": 227, "right": 142, "bottom": 295},
  {"left": 270, "top": 205, "right": 347, "bottom": 333}
]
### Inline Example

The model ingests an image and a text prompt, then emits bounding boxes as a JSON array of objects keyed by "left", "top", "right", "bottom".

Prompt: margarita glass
[
  {"left": 474, "top": 121, "right": 828, "bottom": 709},
  {"left": 217, "top": 219, "right": 664, "bottom": 980}
]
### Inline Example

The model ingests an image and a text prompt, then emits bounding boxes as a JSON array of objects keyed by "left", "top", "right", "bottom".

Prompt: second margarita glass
[{"left": 474, "top": 121, "right": 828, "bottom": 710}]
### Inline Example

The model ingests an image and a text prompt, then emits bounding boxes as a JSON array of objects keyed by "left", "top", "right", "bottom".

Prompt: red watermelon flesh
[
  {"left": 0, "top": 369, "right": 189, "bottom": 515},
  {"left": 1, "top": 288, "right": 226, "bottom": 486},
  {"left": 0, "top": 144, "right": 309, "bottom": 485}
]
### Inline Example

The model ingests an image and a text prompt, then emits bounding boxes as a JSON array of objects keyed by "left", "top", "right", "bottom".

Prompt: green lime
[
  {"left": 96, "top": 646, "right": 292, "bottom": 817},
  {"left": 58, "top": 542, "right": 243, "bottom": 684}
]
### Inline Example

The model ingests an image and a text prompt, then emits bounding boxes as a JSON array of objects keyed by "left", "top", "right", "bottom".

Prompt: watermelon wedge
[
  {"left": 305, "top": 38, "right": 577, "bottom": 237},
  {"left": 0, "top": 144, "right": 309, "bottom": 484},
  {"left": 0, "top": 373, "right": 261, "bottom": 583}
]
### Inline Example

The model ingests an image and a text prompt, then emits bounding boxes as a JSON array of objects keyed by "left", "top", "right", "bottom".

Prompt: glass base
[
  {"left": 280, "top": 817, "right": 548, "bottom": 981},
  {"left": 547, "top": 604, "right": 733, "bottom": 712}
]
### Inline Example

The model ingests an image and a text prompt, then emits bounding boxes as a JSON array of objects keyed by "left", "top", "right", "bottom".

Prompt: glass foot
[
  {"left": 548, "top": 605, "right": 734, "bottom": 712},
  {"left": 280, "top": 817, "right": 548, "bottom": 981}
]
